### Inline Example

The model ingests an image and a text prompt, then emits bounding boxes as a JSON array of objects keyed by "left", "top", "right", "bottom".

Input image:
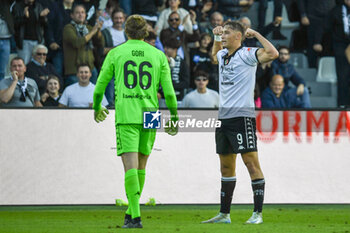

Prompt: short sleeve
[
  {"left": 59, "top": 88, "right": 69, "bottom": 106},
  {"left": 0, "top": 79, "right": 8, "bottom": 90},
  {"left": 240, "top": 47, "right": 259, "bottom": 66}
]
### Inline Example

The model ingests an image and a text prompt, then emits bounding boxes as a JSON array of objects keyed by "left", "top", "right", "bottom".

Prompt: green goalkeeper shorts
[{"left": 116, "top": 124, "right": 157, "bottom": 156}]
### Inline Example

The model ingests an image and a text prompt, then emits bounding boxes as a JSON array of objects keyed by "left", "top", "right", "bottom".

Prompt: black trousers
[
  {"left": 333, "top": 41, "right": 350, "bottom": 106},
  {"left": 258, "top": 0, "right": 283, "bottom": 29}
]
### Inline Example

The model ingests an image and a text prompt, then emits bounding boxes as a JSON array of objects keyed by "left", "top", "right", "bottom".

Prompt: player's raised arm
[
  {"left": 211, "top": 26, "right": 224, "bottom": 64},
  {"left": 245, "top": 28, "right": 279, "bottom": 64}
]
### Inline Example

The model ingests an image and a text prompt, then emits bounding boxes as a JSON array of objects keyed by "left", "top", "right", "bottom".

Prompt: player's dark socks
[
  {"left": 220, "top": 177, "right": 236, "bottom": 214},
  {"left": 251, "top": 178, "right": 265, "bottom": 212}
]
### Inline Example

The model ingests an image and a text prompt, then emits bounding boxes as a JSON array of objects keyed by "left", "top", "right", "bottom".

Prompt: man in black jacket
[
  {"left": 12, "top": 0, "right": 50, "bottom": 65},
  {"left": 46, "top": 0, "right": 74, "bottom": 76},
  {"left": 326, "top": 0, "right": 350, "bottom": 107},
  {"left": 297, "top": 0, "right": 336, "bottom": 67},
  {"left": 0, "top": 0, "right": 15, "bottom": 80},
  {"left": 25, "top": 44, "right": 63, "bottom": 95}
]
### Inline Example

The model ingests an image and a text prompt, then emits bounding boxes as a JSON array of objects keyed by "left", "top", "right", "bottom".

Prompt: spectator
[
  {"left": 62, "top": 4, "right": 104, "bottom": 87},
  {"left": 25, "top": 44, "right": 63, "bottom": 95},
  {"left": 271, "top": 46, "right": 311, "bottom": 107},
  {"left": 101, "top": 8, "right": 127, "bottom": 106},
  {"left": 59, "top": 64, "right": 108, "bottom": 108},
  {"left": 189, "top": 33, "right": 214, "bottom": 88},
  {"left": 12, "top": 0, "right": 50, "bottom": 64},
  {"left": 239, "top": 16, "right": 283, "bottom": 47},
  {"left": 40, "top": 75, "right": 61, "bottom": 106},
  {"left": 75, "top": 0, "right": 100, "bottom": 26},
  {"left": 37, "top": 0, "right": 55, "bottom": 10},
  {"left": 258, "top": 0, "right": 287, "bottom": 40},
  {"left": 326, "top": 0, "right": 350, "bottom": 107},
  {"left": 181, "top": 70, "right": 219, "bottom": 108},
  {"left": 160, "top": 11, "right": 200, "bottom": 62},
  {"left": 297, "top": 0, "right": 336, "bottom": 67},
  {"left": 99, "top": 0, "right": 118, "bottom": 30},
  {"left": 0, "top": 0, "right": 15, "bottom": 81},
  {"left": 145, "top": 30, "right": 157, "bottom": 47},
  {"left": 216, "top": 0, "right": 254, "bottom": 20},
  {"left": 163, "top": 37, "right": 190, "bottom": 101},
  {"left": 254, "top": 83, "right": 262, "bottom": 108},
  {"left": 102, "top": 8, "right": 127, "bottom": 55},
  {"left": 0, "top": 57, "right": 42, "bottom": 107},
  {"left": 196, "top": 0, "right": 215, "bottom": 24},
  {"left": 155, "top": 0, "right": 193, "bottom": 35},
  {"left": 119, "top": 0, "right": 132, "bottom": 16},
  {"left": 146, "top": 22, "right": 165, "bottom": 51},
  {"left": 199, "top": 11, "right": 224, "bottom": 38},
  {"left": 46, "top": 0, "right": 75, "bottom": 77},
  {"left": 133, "top": 0, "right": 164, "bottom": 27},
  {"left": 261, "top": 74, "right": 306, "bottom": 108},
  {"left": 256, "top": 60, "right": 273, "bottom": 92}
]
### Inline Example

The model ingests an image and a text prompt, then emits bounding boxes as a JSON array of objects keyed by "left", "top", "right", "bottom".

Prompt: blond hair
[{"left": 125, "top": 15, "right": 149, "bottom": 39}]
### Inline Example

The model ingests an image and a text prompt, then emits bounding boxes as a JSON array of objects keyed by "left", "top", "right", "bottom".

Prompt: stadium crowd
[{"left": 0, "top": 0, "right": 349, "bottom": 108}]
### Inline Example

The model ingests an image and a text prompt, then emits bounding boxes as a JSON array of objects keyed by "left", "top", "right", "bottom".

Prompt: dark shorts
[{"left": 215, "top": 117, "right": 258, "bottom": 155}]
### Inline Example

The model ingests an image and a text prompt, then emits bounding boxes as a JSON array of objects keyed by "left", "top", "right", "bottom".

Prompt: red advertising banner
[{"left": 256, "top": 111, "right": 350, "bottom": 143}]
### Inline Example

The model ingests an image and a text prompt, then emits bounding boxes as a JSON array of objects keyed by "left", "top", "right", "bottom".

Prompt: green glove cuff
[
  {"left": 171, "top": 116, "right": 179, "bottom": 122},
  {"left": 93, "top": 104, "right": 102, "bottom": 112}
]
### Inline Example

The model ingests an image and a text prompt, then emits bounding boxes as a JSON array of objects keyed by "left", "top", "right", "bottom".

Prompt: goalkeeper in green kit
[{"left": 93, "top": 15, "right": 178, "bottom": 228}]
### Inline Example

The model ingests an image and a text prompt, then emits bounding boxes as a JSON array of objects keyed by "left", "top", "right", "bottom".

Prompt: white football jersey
[{"left": 217, "top": 46, "right": 259, "bottom": 119}]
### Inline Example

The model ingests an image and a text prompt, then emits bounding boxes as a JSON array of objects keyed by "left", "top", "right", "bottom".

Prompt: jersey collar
[{"left": 223, "top": 46, "right": 243, "bottom": 65}]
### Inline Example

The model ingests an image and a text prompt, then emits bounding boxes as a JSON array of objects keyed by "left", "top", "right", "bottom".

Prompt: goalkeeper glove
[
  {"left": 94, "top": 106, "right": 109, "bottom": 123},
  {"left": 165, "top": 117, "right": 178, "bottom": 136}
]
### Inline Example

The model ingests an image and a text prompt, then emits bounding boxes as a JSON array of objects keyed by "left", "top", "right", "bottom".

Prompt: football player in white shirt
[{"left": 202, "top": 21, "right": 278, "bottom": 225}]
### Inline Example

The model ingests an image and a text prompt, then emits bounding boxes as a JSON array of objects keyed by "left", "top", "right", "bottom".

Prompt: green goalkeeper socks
[
  {"left": 124, "top": 169, "right": 141, "bottom": 219},
  {"left": 126, "top": 169, "right": 146, "bottom": 216},
  {"left": 138, "top": 169, "right": 146, "bottom": 193}
]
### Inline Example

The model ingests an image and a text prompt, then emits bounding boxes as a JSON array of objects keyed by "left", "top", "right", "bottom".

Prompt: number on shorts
[{"left": 237, "top": 133, "right": 243, "bottom": 145}]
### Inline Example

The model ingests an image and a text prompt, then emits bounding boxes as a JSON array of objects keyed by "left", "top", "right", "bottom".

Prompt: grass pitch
[{"left": 0, "top": 204, "right": 349, "bottom": 233}]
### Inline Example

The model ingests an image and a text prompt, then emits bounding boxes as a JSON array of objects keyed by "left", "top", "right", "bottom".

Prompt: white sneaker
[
  {"left": 245, "top": 212, "right": 263, "bottom": 224},
  {"left": 201, "top": 213, "right": 231, "bottom": 224}
]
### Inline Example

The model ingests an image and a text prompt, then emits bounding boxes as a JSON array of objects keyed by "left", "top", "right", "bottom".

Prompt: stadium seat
[
  {"left": 294, "top": 67, "right": 337, "bottom": 107},
  {"left": 307, "top": 81, "right": 332, "bottom": 97},
  {"left": 295, "top": 68, "right": 317, "bottom": 82},
  {"left": 309, "top": 96, "right": 337, "bottom": 108},
  {"left": 316, "top": 57, "right": 337, "bottom": 83},
  {"left": 290, "top": 53, "right": 309, "bottom": 69}
]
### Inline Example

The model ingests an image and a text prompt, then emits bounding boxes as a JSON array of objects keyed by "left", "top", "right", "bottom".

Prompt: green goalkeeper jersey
[{"left": 93, "top": 39, "right": 177, "bottom": 124}]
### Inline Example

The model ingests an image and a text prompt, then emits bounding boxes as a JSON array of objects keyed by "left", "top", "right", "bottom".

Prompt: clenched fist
[{"left": 212, "top": 26, "right": 223, "bottom": 36}]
